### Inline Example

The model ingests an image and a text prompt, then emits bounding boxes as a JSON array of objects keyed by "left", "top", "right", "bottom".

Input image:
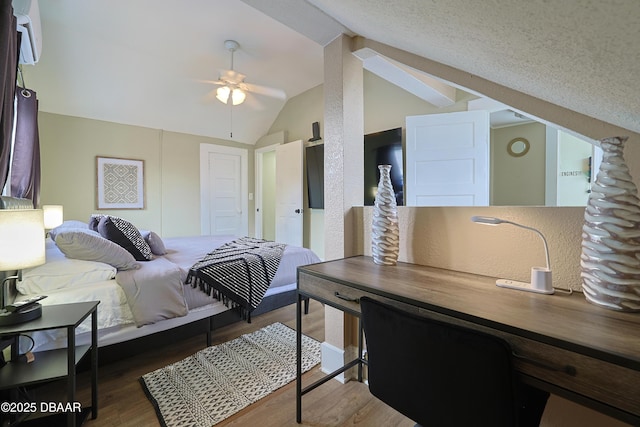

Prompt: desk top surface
[{"left": 298, "top": 256, "right": 640, "bottom": 370}]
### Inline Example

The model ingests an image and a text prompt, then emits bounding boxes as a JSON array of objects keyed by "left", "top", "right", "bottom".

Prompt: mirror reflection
[
  {"left": 362, "top": 58, "right": 599, "bottom": 208},
  {"left": 365, "top": 90, "right": 598, "bottom": 208},
  {"left": 488, "top": 117, "right": 596, "bottom": 207}
]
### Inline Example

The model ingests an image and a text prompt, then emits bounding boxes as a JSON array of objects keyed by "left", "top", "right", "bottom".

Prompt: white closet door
[{"left": 200, "top": 144, "right": 248, "bottom": 236}]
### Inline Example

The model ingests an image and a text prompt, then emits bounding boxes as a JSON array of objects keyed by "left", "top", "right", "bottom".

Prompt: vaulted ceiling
[{"left": 21, "top": 0, "right": 640, "bottom": 145}]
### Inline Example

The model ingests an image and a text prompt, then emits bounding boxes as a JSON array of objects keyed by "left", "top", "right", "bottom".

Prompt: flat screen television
[
  {"left": 306, "top": 144, "right": 324, "bottom": 209},
  {"left": 364, "top": 128, "right": 404, "bottom": 206}
]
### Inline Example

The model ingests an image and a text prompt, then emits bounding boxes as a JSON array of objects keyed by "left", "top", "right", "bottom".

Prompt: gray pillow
[
  {"left": 54, "top": 229, "right": 139, "bottom": 271},
  {"left": 140, "top": 230, "right": 167, "bottom": 255},
  {"left": 88, "top": 213, "right": 106, "bottom": 232}
]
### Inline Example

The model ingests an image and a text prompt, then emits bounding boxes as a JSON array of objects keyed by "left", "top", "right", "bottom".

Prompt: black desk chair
[{"left": 360, "top": 297, "right": 548, "bottom": 427}]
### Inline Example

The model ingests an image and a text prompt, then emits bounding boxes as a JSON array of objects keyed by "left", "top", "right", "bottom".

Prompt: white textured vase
[
  {"left": 581, "top": 136, "right": 640, "bottom": 312},
  {"left": 372, "top": 165, "right": 399, "bottom": 265}
]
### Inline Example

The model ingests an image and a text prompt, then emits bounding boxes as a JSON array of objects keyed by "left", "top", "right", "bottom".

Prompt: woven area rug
[{"left": 139, "top": 322, "right": 321, "bottom": 427}]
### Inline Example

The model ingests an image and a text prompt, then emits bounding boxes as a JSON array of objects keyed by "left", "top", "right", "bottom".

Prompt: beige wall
[
  {"left": 39, "top": 113, "right": 163, "bottom": 230},
  {"left": 262, "top": 84, "right": 324, "bottom": 149},
  {"left": 39, "top": 113, "right": 253, "bottom": 238},
  {"left": 357, "top": 205, "right": 584, "bottom": 288},
  {"left": 264, "top": 84, "right": 325, "bottom": 255},
  {"left": 364, "top": 71, "right": 474, "bottom": 133},
  {"left": 491, "top": 122, "right": 547, "bottom": 205}
]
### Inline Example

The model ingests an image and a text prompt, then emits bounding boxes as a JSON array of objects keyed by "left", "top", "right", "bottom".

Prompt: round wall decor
[{"left": 507, "top": 137, "right": 530, "bottom": 157}]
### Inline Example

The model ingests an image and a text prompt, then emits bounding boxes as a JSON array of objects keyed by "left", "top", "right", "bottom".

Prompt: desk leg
[
  {"left": 67, "top": 326, "right": 76, "bottom": 427},
  {"left": 357, "top": 316, "right": 363, "bottom": 382},
  {"left": 91, "top": 308, "right": 98, "bottom": 419},
  {"left": 296, "top": 292, "right": 302, "bottom": 424}
]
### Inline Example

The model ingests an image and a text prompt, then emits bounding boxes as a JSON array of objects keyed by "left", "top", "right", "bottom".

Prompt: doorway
[{"left": 255, "top": 140, "right": 303, "bottom": 246}]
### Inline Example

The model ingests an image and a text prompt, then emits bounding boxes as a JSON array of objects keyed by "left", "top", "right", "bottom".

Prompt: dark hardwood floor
[{"left": 25, "top": 300, "right": 412, "bottom": 427}]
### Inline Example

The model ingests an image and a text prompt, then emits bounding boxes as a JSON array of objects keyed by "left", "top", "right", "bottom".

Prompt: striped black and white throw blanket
[{"left": 186, "top": 237, "right": 286, "bottom": 322}]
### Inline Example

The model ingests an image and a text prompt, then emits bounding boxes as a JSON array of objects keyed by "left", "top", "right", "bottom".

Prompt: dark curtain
[
  {"left": 0, "top": 2, "right": 18, "bottom": 192},
  {"left": 10, "top": 87, "right": 40, "bottom": 207}
]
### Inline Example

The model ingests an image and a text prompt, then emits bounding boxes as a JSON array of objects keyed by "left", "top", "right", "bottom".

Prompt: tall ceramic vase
[
  {"left": 372, "top": 165, "right": 399, "bottom": 265},
  {"left": 581, "top": 136, "right": 640, "bottom": 312}
]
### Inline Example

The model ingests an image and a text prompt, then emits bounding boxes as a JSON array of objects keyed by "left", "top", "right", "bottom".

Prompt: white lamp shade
[
  {"left": 43, "top": 205, "right": 64, "bottom": 229},
  {"left": 0, "top": 209, "right": 45, "bottom": 270}
]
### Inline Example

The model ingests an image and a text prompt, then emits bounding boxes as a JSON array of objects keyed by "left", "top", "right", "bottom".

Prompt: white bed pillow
[
  {"left": 55, "top": 229, "right": 139, "bottom": 271},
  {"left": 48, "top": 220, "right": 89, "bottom": 241},
  {"left": 18, "top": 258, "right": 117, "bottom": 295}
]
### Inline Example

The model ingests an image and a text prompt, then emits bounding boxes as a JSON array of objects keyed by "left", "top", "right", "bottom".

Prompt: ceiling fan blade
[
  {"left": 196, "top": 78, "right": 224, "bottom": 86},
  {"left": 243, "top": 82, "right": 286, "bottom": 100},
  {"left": 202, "top": 88, "right": 220, "bottom": 103},
  {"left": 243, "top": 93, "right": 265, "bottom": 111}
]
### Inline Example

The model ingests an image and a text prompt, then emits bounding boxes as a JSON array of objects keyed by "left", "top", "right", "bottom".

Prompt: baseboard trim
[{"left": 320, "top": 341, "right": 359, "bottom": 384}]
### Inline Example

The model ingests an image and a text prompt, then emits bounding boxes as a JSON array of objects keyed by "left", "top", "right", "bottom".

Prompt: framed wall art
[{"left": 96, "top": 157, "right": 145, "bottom": 209}]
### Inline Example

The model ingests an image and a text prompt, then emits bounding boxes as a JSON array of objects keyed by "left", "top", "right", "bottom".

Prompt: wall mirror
[
  {"left": 360, "top": 51, "right": 599, "bottom": 208},
  {"left": 393, "top": 84, "right": 598, "bottom": 208},
  {"left": 507, "top": 138, "right": 530, "bottom": 157}
]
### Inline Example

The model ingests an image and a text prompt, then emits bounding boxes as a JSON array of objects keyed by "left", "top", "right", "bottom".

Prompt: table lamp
[
  {"left": 43, "top": 204, "right": 64, "bottom": 230},
  {"left": 471, "top": 216, "right": 554, "bottom": 295},
  {"left": 0, "top": 209, "right": 46, "bottom": 325}
]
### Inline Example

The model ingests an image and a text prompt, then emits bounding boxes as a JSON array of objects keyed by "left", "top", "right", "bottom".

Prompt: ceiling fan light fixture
[
  {"left": 231, "top": 88, "right": 246, "bottom": 105},
  {"left": 215, "top": 85, "right": 246, "bottom": 106},
  {"left": 216, "top": 86, "right": 231, "bottom": 104}
]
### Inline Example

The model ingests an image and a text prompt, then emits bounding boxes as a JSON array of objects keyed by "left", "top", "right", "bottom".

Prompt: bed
[{"left": 3, "top": 200, "right": 320, "bottom": 356}]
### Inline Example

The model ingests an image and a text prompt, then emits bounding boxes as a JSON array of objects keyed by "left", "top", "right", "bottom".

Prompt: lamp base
[
  {"left": 0, "top": 303, "right": 42, "bottom": 326},
  {"left": 496, "top": 279, "right": 554, "bottom": 295}
]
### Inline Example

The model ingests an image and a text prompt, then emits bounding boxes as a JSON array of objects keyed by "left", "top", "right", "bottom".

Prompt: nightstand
[{"left": 0, "top": 301, "right": 99, "bottom": 427}]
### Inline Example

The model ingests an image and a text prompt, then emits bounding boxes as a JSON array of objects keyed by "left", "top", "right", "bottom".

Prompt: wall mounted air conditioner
[{"left": 12, "top": 0, "right": 42, "bottom": 65}]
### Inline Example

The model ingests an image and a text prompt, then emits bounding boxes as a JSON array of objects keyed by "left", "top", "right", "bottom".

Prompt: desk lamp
[
  {"left": 0, "top": 209, "right": 46, "bottom": 325},
  {"left": 471, "top": 216, "right": 554, "bottom": 294}
]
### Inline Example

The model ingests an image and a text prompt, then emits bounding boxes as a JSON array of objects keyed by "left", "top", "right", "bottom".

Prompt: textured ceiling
[
  {"left": 304, "top": 0, "right": 640, "bottom": 137},
  {"left": 20, "top": 0, "right": 640, "bottom": 144}
]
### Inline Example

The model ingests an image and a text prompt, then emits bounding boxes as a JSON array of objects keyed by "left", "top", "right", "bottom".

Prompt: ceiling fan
[{"left": 207, "top": 40, "right": 286, "bottom": 106}]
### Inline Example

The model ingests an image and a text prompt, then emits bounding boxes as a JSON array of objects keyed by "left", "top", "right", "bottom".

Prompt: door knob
[{"left": 295, "top": 209, "right": 301, "bottom": 214}]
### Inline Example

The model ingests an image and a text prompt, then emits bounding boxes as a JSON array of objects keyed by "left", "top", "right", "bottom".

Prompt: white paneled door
[
  {"left": 406, "top": 111, "right": 490, "bottom": 206},
  {"left": 275, "top": 139, "right": 303, "bottom": 246},
  {"left": 200, "top": 144, "right": 248, "bottom": 236}
]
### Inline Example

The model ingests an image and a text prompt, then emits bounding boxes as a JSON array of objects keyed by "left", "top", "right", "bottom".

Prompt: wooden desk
[{"left": 295, "top": 256, "right": 640, "bottom": 425}]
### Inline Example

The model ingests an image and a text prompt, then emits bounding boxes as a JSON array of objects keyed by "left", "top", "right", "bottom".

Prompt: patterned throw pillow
[{"left": 98, "top": 216, "right": 153, "bottom": 261}]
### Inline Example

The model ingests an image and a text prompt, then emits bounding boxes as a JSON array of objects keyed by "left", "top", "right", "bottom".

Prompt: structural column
[{"left": 322, "top": 34, "right": 364, "bottom": 381}]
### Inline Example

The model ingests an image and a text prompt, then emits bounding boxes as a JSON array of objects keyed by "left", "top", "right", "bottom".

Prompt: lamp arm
[
  {"left": 504, "top": 221, "right": 551, "bottom": 270},
  {"left": 1, "top": 274, "right": 19, "bottom": 310}
]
